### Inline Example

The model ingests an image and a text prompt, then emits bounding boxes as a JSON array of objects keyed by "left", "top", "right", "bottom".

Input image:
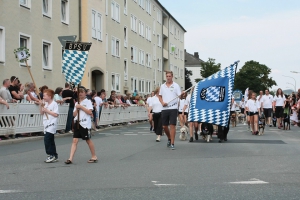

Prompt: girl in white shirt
[
  {"left": 272, "top": 88, "right": 286, "bottom": 129},
  {"left": 148, "top": 87, "right": 163, "bottom": 142},
  {"left": 245, "top": 92, "right": 260, "bottom": 135},
  {"left": 178, "top": 92, "right": 187, "bottom": 128}
]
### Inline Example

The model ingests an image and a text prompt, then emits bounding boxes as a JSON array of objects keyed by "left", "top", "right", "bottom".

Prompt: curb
[{"left": 0, "top": 121, "right": 148, "bottom": 146}]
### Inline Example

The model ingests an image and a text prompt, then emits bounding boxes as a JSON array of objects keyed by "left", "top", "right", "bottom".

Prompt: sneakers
[
  {"left": 167, "top": 140, "right": 171, "bottom": 147},
  {"left": 156, "top": 135, "right": 161, "bottom": 142},
  {"left": 194, "top": 132, "right": 198, "bottom": 140},
  {"left": 150, "top": 126, "right": 153, "bottom": 131},
  {"left": 170, "top": 144, "right": 175, "bottom": 150},
  {"left": 45, "top": 155, "right": 55, "bottom": 163}
]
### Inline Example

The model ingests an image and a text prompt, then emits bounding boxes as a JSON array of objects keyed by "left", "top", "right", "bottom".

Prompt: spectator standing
[
  {"left": 0, "top": 79, "right": 15, "bottom": 102},
  {"left": 148, "top": 87, "right": 163, "bottom": 142},
  {"left": 62, "top": 83, "right": 75, "bottom": 134},
  {"left": 8, "top": 76, "right": 24, "bottom": 101}
]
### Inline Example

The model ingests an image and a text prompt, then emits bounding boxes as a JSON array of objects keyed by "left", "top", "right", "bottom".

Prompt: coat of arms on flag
[
  {"left": 188, "top": 62, "right": 238, "bottom": 127},
  {"left": 62, "top": 42, "right": 92, "bottom": 86}
]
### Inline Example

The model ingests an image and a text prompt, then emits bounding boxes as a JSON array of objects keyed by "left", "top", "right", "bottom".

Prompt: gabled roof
[{"left": 185, "top": 50, "right": 204, "bottom": 66}]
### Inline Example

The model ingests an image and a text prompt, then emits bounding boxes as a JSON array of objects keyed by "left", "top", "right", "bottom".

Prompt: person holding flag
[{"left": 159, "top": 71, "right": 183, "bottom": 150}]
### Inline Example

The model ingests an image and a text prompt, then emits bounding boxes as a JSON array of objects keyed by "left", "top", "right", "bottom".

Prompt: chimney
[{"left": 194, "top": 52, "right": 199, "bottom": 59}]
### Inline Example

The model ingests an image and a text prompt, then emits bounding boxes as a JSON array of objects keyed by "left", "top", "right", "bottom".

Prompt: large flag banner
[
  {"left": 188, "top": 64, "right": 237, "bottom": 127},
  {"left": 62, "top": 42, "right": 92, "bottom": 86},
  {"left": 244, "top": 87, "right": 249, "bottom": 102}
]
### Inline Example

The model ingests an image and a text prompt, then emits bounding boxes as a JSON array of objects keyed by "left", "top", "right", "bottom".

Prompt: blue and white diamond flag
[
  {"left": 188, "top": 63, "right": 237, "bottom": 127},
  {"left": 62, "top": 42, "right": 92, "bottom": 86}
]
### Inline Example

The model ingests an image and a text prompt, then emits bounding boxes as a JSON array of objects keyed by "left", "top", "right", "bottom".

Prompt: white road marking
[
  {"left": 0, "top": 190, "right": 22, "bottom": 194},
  {"left": 142, "top": 134, "right": 153, "bottom": 135},
  {"left": 151, "top": 181, "right": 183, "bottom": 187},
  {"left": 124, "top": 134, "right": 138, "bottom": 136},
  {"left": 229, "top": 178, "right": 268, "bottom": 184}
]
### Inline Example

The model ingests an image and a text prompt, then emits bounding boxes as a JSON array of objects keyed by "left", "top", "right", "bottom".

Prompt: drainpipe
[{"left": 79, "top": 0, "right": 82, "bottom": 42}]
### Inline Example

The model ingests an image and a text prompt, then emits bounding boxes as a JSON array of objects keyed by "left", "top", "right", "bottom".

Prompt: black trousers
[
  {"left": 44, "top": 132, "right": 58, "bottom": 157},
  {"left": 152, "top": 113, "right": 162, "bottom": 136}
]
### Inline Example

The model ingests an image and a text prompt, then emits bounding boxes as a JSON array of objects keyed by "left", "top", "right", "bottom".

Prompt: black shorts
[
  {"left": 263, "top": 108, "right": 272, "bottom": 118},
  {"left": 249, "top": 112, "right": 258, "bottom": 116},
  {"left": 73, "top": 124, "right": 91, "bottom": 140},
  {"left": 275, "top": 106, "right": 284, "bottom": 118},
  {"left": 241, "top": 108, "right": 245, "bottom": 114},
  {"left": 162, "top": 109, "right": 178, "bottom": 126},
  {"left": 178, "top": 112, "right": 188, "bottom": 116},
  {"left": 246, "top": 111, "right": 249, "bottom": 116}
]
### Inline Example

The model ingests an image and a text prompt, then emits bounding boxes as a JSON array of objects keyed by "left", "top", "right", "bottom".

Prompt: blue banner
[{"left": 188, "top": 64, "right": 236, "bottom": 127}]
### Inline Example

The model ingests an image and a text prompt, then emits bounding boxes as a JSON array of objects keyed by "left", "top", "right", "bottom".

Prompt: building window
[
  {"left": 180, "top": 69, "right": 183, "bottom": 79},
  {"left": 157, "top": 10, "right": 161, "bottom": 24},
  {"left": 153, "top": 18, "right": 156, "bottom": 35},
  {"left": 42, "top": 41, "right": 52, "bottom": 70},
  {"left": 131, "top": 77, "right": 138, "bottom": 92},
  {"left": 0, "top": 27, "right": 5, "bottom": 63},
  {"left": 61, "top": 0, "right": 69, "bottom": 24},
  {"left": 145, "top": 0, "right": 151, "bottom": 14},
  {"left": 138, "top": 21, "right": 144, "bottom": 37},
  {"left": 131, "top": 46, "right": 138, "bottom": 63},
  {"left": 153, "top": 43, "right": 156, "bottom": 60},
  {"left": 145, "top": 25, "right": 151, "bottom": 41},
  {"left": 138, "top": 0, "right": 144, "bottom": 9},
  {"left": 106, "top": 0, "right": 108, "bottom": 15},
  {"left": 92, "top": 10, "right": 102, "bottom": 40},
  {"left": 174, "top": 66, "right": 178, "bottom": 78},
  {"left": 20, "top": 0, "right": 31, "bottom": 9},
  {"left": 111, "top": 36, "right": 120, "bottom": 57},
  {"left": 124, "top": 0, "right": 127, "bottom": 15},
  {"left": 19, "top": 33, "right": 31, "bottom": 66},
  {"left": 146, "top": 80, "right": 151, "bottom": 93},
  {"left": 139, "top": 50, "right": 145, "bottom": 66},
  {"left": 124, "top": 26, "right": 128, "bottom": 48},
  {"left": 124, "top": 59, "right": 128, "bottom": 80},
  {"left": 157, "top": 58, "right": 162, "bottom": 71},
  {"left": 131, "top": 14, "right": 137, "bottom": 32},
  {"left": 145, "top": 53, "right": 151, "bottom": 68},
  {"left": 111, "top": 1, "right": 120, "bottom": 22},
  {"left": 157, "top": 34, "right": 161, "bottom": 47},
  {"left": 111, "top": 73, "right": 120, "bottom": 91},
  {"left": 42, "top": 0, "right": 52, "bottom": 17}
]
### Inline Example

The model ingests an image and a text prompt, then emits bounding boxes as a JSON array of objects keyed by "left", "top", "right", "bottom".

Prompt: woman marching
[
  {"left": 178, "top": 92, "right": 187, "bottom": 128},
  {"left": 273, "top": 88, "right": 286, "bottom": 129},
  {"left": 148, "top": 87, "right": 163, "bottom": 142},
  {"left": 245, "top": 90, "right": 253, "bottom": 132},
  {"left": 245, "top": 92, "right": 261, "bottom": 135}
]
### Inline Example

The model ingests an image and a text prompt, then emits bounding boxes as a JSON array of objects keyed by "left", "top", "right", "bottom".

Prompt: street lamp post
[{"left": 282, "top": 75, "right": 296, "bottom": 92}]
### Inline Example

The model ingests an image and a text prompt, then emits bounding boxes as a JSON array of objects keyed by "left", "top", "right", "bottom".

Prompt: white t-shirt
[
  {"left": 159, "top": 82, "right": 181, "bottom": 110},
  {"left": 262, "top": 94, "right": 273, "bottom": 108},
  {"left": 231, "top": 101, "right": 237, "bottom": 111},
  {"left": 54, "top": 94, "right": 62, "bottom": 102},
  {"left": 256, "top": 95, "right": 264, "bottom": 104},
  {"left": 43, "top": 101, "right": 59, "bottom": 134},
  {"left": 146, "top": 97, "right": 152, "bottom": 105},
  {"left": 94, "top": 96, "right": 102, "bottom": 112},
  {"left": 73, "top": 98, "right": 93, "bottom": 129},
  {"left": 149, "top": 95, "right": 163, "bottom": 113},
  {"left": 273, "top": 95, "right": 286, "bottom": 107},
  {"left": 245, "top": 99, "right": 260, "bottom": 112},
  {"left": 126, "top": 99, "right": 132, "bottom": 105},
  {"left": 240, "top": 101, "right": 245, "bottom": 108},
  {"left": 178, "top": 99, "right": 185, "bottom": 112}
]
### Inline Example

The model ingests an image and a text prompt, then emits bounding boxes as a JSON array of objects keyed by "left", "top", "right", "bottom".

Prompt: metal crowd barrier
[
  {"left": 0, "top": 103, "right": 148, "bottom": 136},
  {"left": 98, "top": 105, "right": 148, "bottom": 126},
  {"left": 0, "top": 102, "right": 69, "bottom": 136}
]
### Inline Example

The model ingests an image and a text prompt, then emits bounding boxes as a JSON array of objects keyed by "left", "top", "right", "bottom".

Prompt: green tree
[
  {"left": 234, "top": 60, "right": 277, "bottom": 93},
  {"left": 185, "top": 68, "right": 193, "bottom": 90},
  {"left": 200, "top": 58, "right": 221, "bottom": 78}
]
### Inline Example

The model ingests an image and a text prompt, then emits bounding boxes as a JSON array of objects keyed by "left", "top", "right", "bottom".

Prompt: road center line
[{"left": 0, "top": 190, "right": 22, "bottom": 194}]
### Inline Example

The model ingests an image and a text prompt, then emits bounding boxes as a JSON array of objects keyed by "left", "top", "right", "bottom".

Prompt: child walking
[
  {"left": 39, "top": 89, "right": 59, "bottom": 163},
  {"left": 65, "top": 86, "right": 97, "bottom": 164}
]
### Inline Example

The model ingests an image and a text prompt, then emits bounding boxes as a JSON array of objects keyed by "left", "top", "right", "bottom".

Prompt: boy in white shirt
[
  {"left": 39, "top": 89, "right": 59, "bottom": 163},
  {"left": 65, "top": 86, "right": 98, "bottom": 164}
]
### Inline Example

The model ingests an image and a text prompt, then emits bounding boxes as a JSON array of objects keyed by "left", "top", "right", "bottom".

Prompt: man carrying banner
[{"left": 159, "top": 71, "right": 182, "bottom": 150}]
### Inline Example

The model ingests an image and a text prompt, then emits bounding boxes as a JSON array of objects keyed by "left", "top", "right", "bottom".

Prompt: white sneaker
[
  {"left": 45, "top": 156, "right": 55, "bottom": 163},
  {"left": 156, "top": 135, "right": 161, "bottom": 142}
]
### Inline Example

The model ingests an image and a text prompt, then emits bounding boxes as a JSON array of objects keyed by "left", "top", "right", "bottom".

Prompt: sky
[{"left": 160, "top": 0, "right": 300, "bottom": 92}]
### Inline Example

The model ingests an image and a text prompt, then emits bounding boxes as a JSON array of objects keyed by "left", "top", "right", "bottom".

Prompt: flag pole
[
  {"left": 167, "top": 85, "right": 195, "bottom": 104},
  {"left": 77, "top": 83, "right": 80, "bottom": 129}
]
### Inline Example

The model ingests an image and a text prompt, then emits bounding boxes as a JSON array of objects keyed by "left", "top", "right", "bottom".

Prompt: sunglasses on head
[{"left": 13, "top": 77, "right": 18, "bottom": 82}]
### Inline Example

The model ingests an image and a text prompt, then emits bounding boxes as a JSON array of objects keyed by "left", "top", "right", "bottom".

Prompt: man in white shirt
[
  {"left": 159, "top": 71, "right": 182, "bottom": 150},
  {"left": 0, "top": 79, "right": 15, "bottom": 102},
  {"left": 261, "top": 89, "right": 273, "bottom": 127},
  {"left": 257, "top": 90, "right": 264, "bottom": 106}
]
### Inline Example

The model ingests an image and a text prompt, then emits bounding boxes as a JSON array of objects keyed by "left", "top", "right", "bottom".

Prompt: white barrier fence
[{"left": 0, "top": 103, "right": 148, "bottom": 136}]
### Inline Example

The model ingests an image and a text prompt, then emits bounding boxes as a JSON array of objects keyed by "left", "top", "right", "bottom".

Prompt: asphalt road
[{"left": 1, "top": 122, "right": 300, "bottom": 200}]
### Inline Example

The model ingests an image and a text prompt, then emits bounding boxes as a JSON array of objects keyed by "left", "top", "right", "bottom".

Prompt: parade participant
[
  {"left": 230, "top": 97, "right": 237, "bottom": 125},
  {"left": 39, "top": 89, "right": 59, "bottom": 163},
  {"left": 182, "top": 88, "right": 198, "bottom": 142},
  {"left": 239, "top": 97, "right": 245, "bottom": 114},
  {"left": 246, "top": 90, "right": 253, "bottom": 131},
  {"left": 147, "top": 92, "right": 155, "bottom": 131},
  {"left": 178, "top": 93, "right": 187, "bottom": 128},
  {"left": 273, "top": 88, "right": 286, "bottom": 129},
  {"left": 148, "top": 87, "right": 163, "bottom": 142},
  {"left": 257, "top": 91, "right": 264, "bottom": 106},
  {"left": 245, "top": 92, "right": 261, "bottom": 135},
  {"left": 261, "top": 89, "right": 273, "bottom": 127},
  {"left": 159, "top": 71, "right": 182, "bottom": 150},
  {"left": 62, "top": 83, "right": 75, "bottom": 134},
  {"left": 65, "top": 86, "right": 97, "bottom": 164}
]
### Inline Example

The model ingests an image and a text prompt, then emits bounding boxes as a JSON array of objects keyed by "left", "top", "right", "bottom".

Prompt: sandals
[
  {"left": 65, "top": 159, "right": 72, "bottom": 164},
  {"left": 87, "top": 159, "right": 98, "bottom": 163}
]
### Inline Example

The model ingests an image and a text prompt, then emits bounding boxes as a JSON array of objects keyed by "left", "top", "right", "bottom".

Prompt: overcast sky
[{"left": 160, "top": 0, "right": 300, "bottom": 92}]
